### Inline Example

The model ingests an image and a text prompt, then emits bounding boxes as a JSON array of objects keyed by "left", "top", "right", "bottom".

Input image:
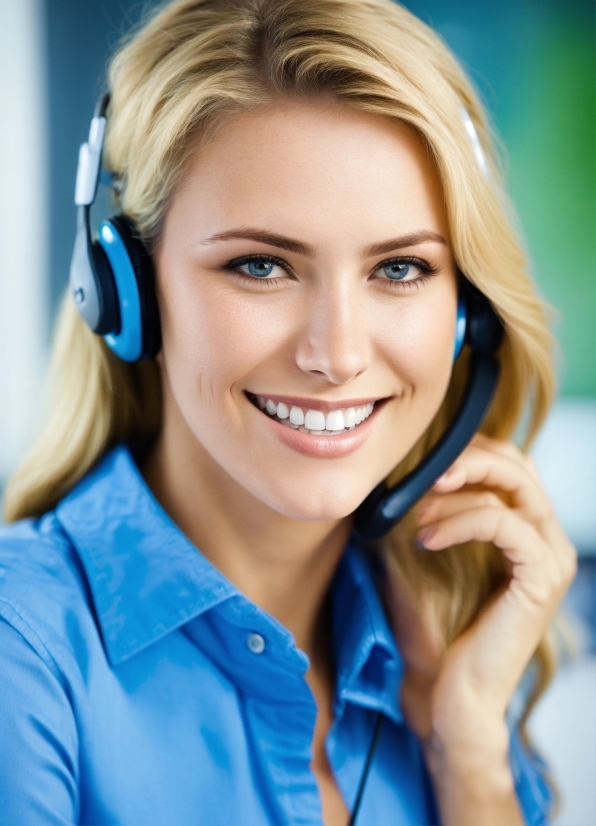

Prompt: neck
[{"left": 143, "top": 410, "right": 351, "bottom": 661}]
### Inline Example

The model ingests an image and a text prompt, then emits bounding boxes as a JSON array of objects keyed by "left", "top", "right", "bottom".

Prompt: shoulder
[
  {"left": 0, "top": 518, "right": 84, "bottom": 823},
  {"left": 0, "top": 513, "right": 95, "bottom": 680}
]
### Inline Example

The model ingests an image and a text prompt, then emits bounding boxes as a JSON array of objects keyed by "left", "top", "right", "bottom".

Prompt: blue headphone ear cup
[
  {"left": 109, "top": 215, "right": 161, "bottom": 359},
  {"left": 453, "top": 290, "right": 467, "bottom": 361},
  {"left": 97, "top": 216, "right": 161, "bottom": 361}
]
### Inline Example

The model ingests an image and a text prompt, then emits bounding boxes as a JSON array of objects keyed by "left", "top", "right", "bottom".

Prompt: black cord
[{"left": 347, "top": 711, "right": 384, "bottom": 826}]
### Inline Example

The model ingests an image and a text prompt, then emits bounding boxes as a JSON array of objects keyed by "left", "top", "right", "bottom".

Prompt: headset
[
  {"left": 70, "top": 95, "right": 503, "bottom": 545},
  {"left": 70, "top": 94, "right": 160, "bottom": 362}
]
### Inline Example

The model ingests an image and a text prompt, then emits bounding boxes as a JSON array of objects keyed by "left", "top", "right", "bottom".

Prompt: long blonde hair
[{"left": 5, "top": 0, "right": 556, "bottom": 756}]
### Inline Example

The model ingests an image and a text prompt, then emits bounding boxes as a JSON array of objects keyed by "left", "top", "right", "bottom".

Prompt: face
[{"left": 155, "top": 99, "right": 458, "bottom": 522}]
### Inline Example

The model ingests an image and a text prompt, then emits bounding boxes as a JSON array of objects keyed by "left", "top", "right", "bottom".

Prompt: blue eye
[
  {"left": 241, "top": 259, "right": 275, "bottom": 278},
  {"left": 383, "top": 261, "right": 410, "bottom": 280},
  {"left": 223, "top": 254, "right": 291, "bottom": 283}
]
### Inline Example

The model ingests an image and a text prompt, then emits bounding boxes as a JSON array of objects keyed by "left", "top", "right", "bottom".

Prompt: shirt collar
[
  {"left": 56, "top": 446, "right": 236, "bottom": 666},
  {"left": 332, "top": 544, "right": 403, "bottom": 724},
  {"left": 56, "top": 445, "right": 403, "bottom": 722}
]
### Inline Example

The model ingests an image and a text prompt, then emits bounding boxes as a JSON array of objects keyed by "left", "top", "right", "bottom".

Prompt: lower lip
[{"left": 253, "top": 402, "right": 381, "bottom": 458}]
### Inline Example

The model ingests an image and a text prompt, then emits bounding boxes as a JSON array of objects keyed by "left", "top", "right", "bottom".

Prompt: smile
[{"left": 247, "top": 393, "right": 377, "bottom": 435}]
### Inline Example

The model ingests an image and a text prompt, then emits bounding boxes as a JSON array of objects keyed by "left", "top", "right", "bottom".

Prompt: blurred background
[{"left": 0, "top": 0, "right": 594, "bottom": 821}]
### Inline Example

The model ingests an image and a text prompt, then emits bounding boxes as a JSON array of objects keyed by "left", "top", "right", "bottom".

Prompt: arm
[
  {"left": 387, "top": 434, "right": 576, "bottom": 826},
  {"left": 422, "top": 705, "right": 523, "bottom": 825},
  {"left": 0, "top": 610, "right": 79, "bottom": 825}
]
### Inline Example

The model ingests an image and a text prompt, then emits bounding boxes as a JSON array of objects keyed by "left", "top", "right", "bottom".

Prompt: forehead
[{"left": 172, "top": 99, "right": 449, "bottom": 245}]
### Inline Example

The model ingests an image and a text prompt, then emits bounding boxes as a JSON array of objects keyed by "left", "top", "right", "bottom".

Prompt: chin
[{"left": 257, "top": 479, "right": 373, "bottom": 524}]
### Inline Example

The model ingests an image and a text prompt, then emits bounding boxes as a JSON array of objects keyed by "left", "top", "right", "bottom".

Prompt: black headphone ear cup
[
  {"left": 463, "top": 284, "right": 504, "bottom": 356},
  {"left": 109, "top": 215, "right": 162, "bottom": 359}
]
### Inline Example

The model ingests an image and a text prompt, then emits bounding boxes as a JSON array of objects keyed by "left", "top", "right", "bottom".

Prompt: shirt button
[{"left": 246, "top": 633, "right": 266, "bottom": 654}]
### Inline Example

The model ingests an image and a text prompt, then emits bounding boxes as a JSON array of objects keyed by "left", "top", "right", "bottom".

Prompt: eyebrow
[
  {"left": 201, "top": 227, "right": 447, "bottom": 257},
  {"left": 202, "top": 228, "right": 312, "bottom": 256},
  {"left": 362, "top": 230, "right": 447, "bottom": 257}
]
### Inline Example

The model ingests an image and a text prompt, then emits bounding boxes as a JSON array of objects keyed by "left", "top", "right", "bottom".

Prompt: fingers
[
  {"left": 473, "top": 437, "right": 576, "bottom": 573},
  {"left": 417, "top": 505, "right": 574, "bottom": 610},
  {"left": 417, "top": 499, "right": 576, "bottom": 610},
  {"left": 405, "top": 436, "right": 578, "bottom": 730},
  {"left": 418, "top": 504, "right": 543, "bottom": 560},
  {"left": 420, "top": 436, "right": 577, "bottom": 595},
  {"left": 431, "top": 436, "right": 577, "bottom": 576},
  {"left": 432, "top": 443, "right": 553, "bottom": 526},
  {"left": 417, "top": 490, "right": 506, "bottom": 528},
  {"left": 472, "top": 433, "right": 543, "bottom": 485}
]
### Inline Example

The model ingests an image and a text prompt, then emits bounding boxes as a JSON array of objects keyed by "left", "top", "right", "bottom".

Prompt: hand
[{"left": 385, "top": 434, "right": 577, "bottom": 775}]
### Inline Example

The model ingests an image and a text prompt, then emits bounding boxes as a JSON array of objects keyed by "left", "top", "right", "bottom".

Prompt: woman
[{"left": 0, "top": 0, "right": 576, "bottom": 824}]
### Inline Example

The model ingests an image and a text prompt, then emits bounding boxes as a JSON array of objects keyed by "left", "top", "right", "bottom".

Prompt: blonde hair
[{"left": 5, "top": 0, "right": 556, "bottom": 768}]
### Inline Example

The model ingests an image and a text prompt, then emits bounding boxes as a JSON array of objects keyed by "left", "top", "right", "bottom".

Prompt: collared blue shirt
[{"left": 0, "top": 446, "right": 552, "bottom": 825}]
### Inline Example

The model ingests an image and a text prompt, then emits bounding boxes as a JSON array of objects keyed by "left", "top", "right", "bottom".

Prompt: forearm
[{"left": 423, "top": 728, "right": 524, "bottom": 826}]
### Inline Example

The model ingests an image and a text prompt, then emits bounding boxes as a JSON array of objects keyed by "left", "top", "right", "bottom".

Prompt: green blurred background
[
  {"left": 402, "top": 0, "right": 596, "bottom": 397},
  {"left": 500, "top": 3, "right": 595, "bottom": 395}
]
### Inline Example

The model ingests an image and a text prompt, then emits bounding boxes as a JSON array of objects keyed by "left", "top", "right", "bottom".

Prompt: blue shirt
[{"left": 0, "top": 446, "right": 552, "bottom": 825}]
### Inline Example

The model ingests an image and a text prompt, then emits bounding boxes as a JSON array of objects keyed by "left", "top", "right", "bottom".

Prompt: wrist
[
  {"left": 424, "top": 741, "right": 522, "bottom": 826},
  {"left": 422, "top": 717, "right": 512, "bottom": 787}
]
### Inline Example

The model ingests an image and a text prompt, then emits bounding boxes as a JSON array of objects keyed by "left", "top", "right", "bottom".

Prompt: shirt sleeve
[
  {"left": 509, "top": 725, "right": 554, "bottom": 826},
  {"left": 0, "top": 611, "right": 79, "bottom": 825}
]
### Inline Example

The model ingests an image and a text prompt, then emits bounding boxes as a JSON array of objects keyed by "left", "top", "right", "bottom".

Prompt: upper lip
[{"left": 246, "top": 391, "right": 390, "bottom": 413}]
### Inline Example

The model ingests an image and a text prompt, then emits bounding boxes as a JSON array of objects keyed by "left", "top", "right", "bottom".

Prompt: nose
[{"left": 294, "top": 279, "right": 372, "bottom": 384}]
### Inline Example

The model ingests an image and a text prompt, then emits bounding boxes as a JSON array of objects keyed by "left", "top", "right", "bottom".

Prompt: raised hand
[{"left": 384, "top": 434, "right": 577, "bottom": 825}]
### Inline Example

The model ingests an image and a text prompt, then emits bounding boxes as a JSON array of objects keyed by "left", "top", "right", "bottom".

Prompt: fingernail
[{"left": 417, "top": 527, "right": 435, "bottom": 548}]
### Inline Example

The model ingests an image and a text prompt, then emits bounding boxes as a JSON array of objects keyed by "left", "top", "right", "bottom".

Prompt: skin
[{"left": 143, "top": 99, "right": 576, "bottom": 826}]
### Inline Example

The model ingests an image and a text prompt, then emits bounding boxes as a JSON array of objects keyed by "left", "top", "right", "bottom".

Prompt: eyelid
[
  {"left": 371, "top": 255, "right": 439, "bottom": 278},
  {"left": 223, "top": 253, "right": 294, "bottom": 279},
  {"left": 222, "top": 252, "right": 439, "bottom": 283}
]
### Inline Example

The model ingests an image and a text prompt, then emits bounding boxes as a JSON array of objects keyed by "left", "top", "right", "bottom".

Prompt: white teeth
[
  {"left": 289, "top": 405, "right": 305, "bottom": 426},
  {"left": 255, "top": 394, "right": 376, "bottom": 433},
  {"left": 325, "top": 409, "right": 345, "bottom": 431},
  {"left": 304, "top": 409, "right": 326, "bottom": 431}
]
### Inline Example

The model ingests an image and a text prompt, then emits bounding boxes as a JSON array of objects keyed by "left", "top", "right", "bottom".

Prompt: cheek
[
  {"left": 375, "top": 287, "right": 457, "bottom": 397},
  {"left": 157, "top": 264, "right": 292, "bottom": 417},
  {"left": 368, "top": 289, "right": 457, "bottom": 480}
]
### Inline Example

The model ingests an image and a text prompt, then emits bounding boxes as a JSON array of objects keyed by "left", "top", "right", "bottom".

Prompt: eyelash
[
  {"left": 221, "top": 254, "right": 439, "bottom": 290},
  {"left": 222, "top": 254, "right": 293, "bottom": 289}
]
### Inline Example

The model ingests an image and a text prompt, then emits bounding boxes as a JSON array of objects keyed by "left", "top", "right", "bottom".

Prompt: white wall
[
  {"left": 531, "top": 399, "right": 596, "bottom": 555},
  {"left": 0, "top": 0, "right": 48, "bottom": 482},
  {"left": 530, "top": 656, "right": 596, "bottom": 826}
]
